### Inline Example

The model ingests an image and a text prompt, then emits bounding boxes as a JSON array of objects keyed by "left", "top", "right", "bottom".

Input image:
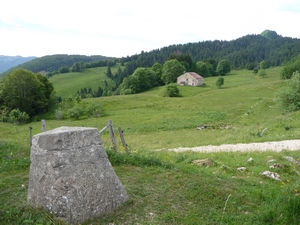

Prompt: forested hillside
[
  {"left": 2, "top": 54, "right": 115, "bottom": 75},
  {"left": 120, "top": 30, "right": 300, "bottom": 70}
]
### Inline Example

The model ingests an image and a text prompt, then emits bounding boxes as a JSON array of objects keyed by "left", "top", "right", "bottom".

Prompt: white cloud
[{"left": 0, "top": 0, "right": 299, "bottom": 57}]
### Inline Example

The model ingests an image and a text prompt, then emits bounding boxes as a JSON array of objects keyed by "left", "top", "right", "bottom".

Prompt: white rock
[
  {"left": 237, "top": 167, "right": 246, "bottom": 172},
  {"left": 260, "top": 171, "right": 281, "bottom": 181},
  {"left": 247, "top": 157, "right": 253, "bottom": 163}
]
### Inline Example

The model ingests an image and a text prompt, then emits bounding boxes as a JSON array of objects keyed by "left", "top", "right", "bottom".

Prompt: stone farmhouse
[{"left": 177, "top": 72, "right": 204, "bottom": 86}]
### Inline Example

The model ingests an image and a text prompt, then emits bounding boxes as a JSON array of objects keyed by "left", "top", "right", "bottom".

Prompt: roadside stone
[
  {"left": 260, "top": 171, "right": 281, "bottom": 181},
  {"left": 28, "top": 126, "right": 129, "bottom": 224}
]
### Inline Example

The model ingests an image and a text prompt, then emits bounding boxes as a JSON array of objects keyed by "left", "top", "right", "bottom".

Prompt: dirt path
[{"left": 168, "top": 140, "right": 300, "bottom": 153}]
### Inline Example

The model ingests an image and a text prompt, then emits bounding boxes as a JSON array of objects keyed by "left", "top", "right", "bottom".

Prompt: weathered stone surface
[{"left": 28, "top": 126, "right": 129, "bottom": 224}]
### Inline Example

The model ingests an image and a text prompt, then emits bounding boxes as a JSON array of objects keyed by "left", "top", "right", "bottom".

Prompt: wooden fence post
[
  {"left": 29, "top": 126, "right": 32, "bottom": 147},
  {"left": 108, "top": 120, "right": 117, "bottom": 151},
  {"left": 118, "top": 127, "right": 128, "bottom": 152},
  {"left": 41, "top": 120, "right": 46, "bottom": 132}
]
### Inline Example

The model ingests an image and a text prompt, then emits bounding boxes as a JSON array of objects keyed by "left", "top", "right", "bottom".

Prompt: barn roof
[{"left": 185, "top": 72, "right": 203, "bottom": 79}]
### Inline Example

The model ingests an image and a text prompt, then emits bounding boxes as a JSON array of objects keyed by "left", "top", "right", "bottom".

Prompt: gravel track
[{"left": 169, "top": 140, "right": 300, "bottom": 153}]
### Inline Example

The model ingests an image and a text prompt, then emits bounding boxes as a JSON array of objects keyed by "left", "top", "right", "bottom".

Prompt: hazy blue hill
[
  {"left": 1, "top": 54, "right": 116, "bottom": 75},
  {"left": 0, "top": 55, "right": 36, "bottom": 73}
]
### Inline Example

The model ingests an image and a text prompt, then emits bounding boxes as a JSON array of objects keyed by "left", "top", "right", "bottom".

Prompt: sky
[{"left": 1, "top": 0, "right": 300, "bottom": 58}]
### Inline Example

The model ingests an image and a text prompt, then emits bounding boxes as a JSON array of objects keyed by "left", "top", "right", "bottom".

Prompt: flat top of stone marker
[{"left": 37, "top": 126, "right": 98, "bottom": 135}]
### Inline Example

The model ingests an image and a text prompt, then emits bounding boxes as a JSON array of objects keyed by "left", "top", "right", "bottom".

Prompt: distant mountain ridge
[
  {"left": 0, "top": 55, "right": 36, "bottom": 73},
  {"left": 1, "top": 54, "right": 116, "bottom": 76},
  {"left": 2, "top": 30, "right": 300, "bottom": 77}
]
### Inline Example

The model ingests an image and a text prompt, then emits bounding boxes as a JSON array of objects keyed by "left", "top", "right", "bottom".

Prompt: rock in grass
[
  {"left": 237, "top": 167, "right": 247, "bottom": 172},
  {"left": 28, "top": 126, "right": 129, "bottom": 224},
  {"left": 192, "top": 158, "right": 214, "bottom": 166},
  {"left": 260, "top": 171, "right": 281, "bottom": 181}
]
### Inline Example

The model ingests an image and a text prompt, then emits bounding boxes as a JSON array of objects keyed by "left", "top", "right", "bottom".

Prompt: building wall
[{"left": 177, "top": 74, "right": 204, "bottom": 86}]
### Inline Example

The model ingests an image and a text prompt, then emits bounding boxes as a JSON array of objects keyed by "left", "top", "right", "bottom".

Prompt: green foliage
[
  {"left": 0, "top": 69, "right": 55, "bottom": 117},
  {"left": 216, "top": 59, "right": 231, "bottom": 75},
  {"left": 105, "top": 65, "right": 113, "bottom": 79},
  {"left": 67, "top": 105, "right": 84, "bottom": 120},
  {"left": 162, "top": 59, "right": 185, "bottom": 84},
  {"left": 58, "top": 66, "right": 70, "bottom": 73},
  {"left": 277, "top": 71, "right": 300, "bottom": 111},
  {"left": 196, "top": 61, "right": 211, "bottom": 77},
  {"left": 151, "top": 62, "right": 164, "bottom": 85},
  {"left": 71, "top": 61, "right": 85, "bottom": 72},
  {"left": 164, "top": 84, "right": 180, "bottom": 97},
  {"left": 120, "top": 67, "right": 157, "bottom": 94},
  {"left": 260, "top": 69, "right": 267, "bottom": 78},
  {"left": 109, "top": 33, "right": 300, "bottom": 73},
  {"left": 260, "top": 60, "right": 267, "bottom": 69},
  {"left": 281, "top": 54, "right": 300, "bottom": 79},
  {"left": 166, "top": 53, "right": 193, "bottom": 71},
  {"left": 0, "top": 109, "right": 29, "bottom": 124},
  {"left": 216, "top": 76, "right": 224, "bottom": 88},
  {"left": 55, "top": 95, "right": 102, "bottom": 120},
  {"left": 253, "top": 67, "right": 259, "bottom": 74},
  {"left": 261, "top": 29, "right": 280, "bottom": 39}
]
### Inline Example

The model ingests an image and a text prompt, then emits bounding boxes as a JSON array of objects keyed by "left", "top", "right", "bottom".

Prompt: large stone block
[{"left": 28, "top": 126, "right": 129, "bottom": 224}]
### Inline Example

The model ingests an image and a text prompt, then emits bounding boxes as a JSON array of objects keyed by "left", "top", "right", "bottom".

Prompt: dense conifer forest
[{"left": 121, "top": 30, "right": 300, "bottom": 70}]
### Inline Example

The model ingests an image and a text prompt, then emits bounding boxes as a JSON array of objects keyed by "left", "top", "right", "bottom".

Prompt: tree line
[{"left": 118, "top": 31, "right": 300, "bottom": 71}]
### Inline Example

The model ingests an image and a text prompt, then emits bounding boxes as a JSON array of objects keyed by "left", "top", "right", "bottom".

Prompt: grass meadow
[
  {"left": 1, "top": 67, "right": 300, "bottom": 224},
  {"left": 49, "top": 64, "right": 122, "bottom": 97}
]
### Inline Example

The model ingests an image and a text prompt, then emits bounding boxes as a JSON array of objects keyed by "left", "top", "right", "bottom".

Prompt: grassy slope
[
  {"left": 49, "top": 64, "right": 122, "bottom": 97},
  {"left": 1, "top": 67, "right": 300, "bottom": 224}
]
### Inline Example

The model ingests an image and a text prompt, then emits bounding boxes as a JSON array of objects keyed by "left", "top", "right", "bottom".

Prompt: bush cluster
[
  {"left": 0, "top": 109, "right": 29, "bottom": 124},
  {"left": 55, "top": 95, "right": 102, "bottom": 120}
]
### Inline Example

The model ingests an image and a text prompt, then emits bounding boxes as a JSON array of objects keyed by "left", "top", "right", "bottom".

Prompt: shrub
[
  {"left": 122, "top": 89, "right": 133, "bottom": 95},
  {"left": 164, "top": 84, "right": 180, "bottom": 97},
  {"left": 281, "top": 54, "right": 300, "bottom": 79},
  {"left": 260, "top": 69, "right": 267, "bottom": 78},
  {"left": 0, "top": 109, "right": 29, "bottom": 124},
  {"left": 276, "top": 71, "right": 300, "bottom": 111},
  {"left": 68, "top": 105, "right": 84, "bottom": 120},
  {"left": 55, "top": 95, "right": 102, "bottom": 120},
  {"left": 216, "top": 76, "right": 224, "bottom": 88}
]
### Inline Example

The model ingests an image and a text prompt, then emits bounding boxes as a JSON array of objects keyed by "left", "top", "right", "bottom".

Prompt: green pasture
[
  {"left": 1, "top": 67, "right": 300, "bottom": 224},
  {"left": 49, "top": 64, "right": 122, "bottom": 97}
]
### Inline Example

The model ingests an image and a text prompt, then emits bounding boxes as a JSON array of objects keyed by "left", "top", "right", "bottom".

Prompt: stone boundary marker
[{"left": 28, "top": 126, "right": 129, "bottom": 224}]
